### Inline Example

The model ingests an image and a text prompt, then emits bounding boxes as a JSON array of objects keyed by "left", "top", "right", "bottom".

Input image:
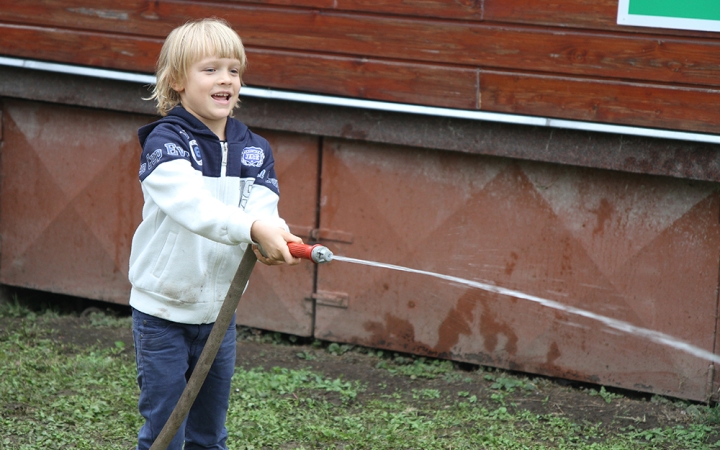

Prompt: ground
[{"left": 6, "top": 300, "right": 710, "bottom": 439}]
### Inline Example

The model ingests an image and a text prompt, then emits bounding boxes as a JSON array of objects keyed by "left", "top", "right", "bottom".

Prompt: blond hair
[{"left": 149, "top": 18, "right": 247, "bottom": 116}]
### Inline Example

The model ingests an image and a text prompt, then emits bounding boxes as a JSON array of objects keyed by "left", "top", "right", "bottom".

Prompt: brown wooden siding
[{"left": 2, "top": 1, "right": 720, "bottom": 134}]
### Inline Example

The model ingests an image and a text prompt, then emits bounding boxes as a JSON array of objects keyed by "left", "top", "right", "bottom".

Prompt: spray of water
[{"left": 332, "top": 255, "right": 720, "bottom": 365}]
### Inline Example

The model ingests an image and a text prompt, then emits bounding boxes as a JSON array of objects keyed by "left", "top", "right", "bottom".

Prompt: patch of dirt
[{"left": 1, "top": 301, "right": 712, "bottom": 438}]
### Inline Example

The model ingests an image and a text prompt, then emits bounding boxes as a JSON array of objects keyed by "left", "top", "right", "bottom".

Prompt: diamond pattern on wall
[
  {"left": 1, "top": 100, "right": 145, "bottom": 302},
  {"left": 316, "top": 138, "right": 720, "bottom": 400}
]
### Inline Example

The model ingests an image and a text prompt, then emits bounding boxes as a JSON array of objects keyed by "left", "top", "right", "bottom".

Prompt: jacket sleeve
[{"left": 243, "top": 183, "right": 288, "bottom": 232}]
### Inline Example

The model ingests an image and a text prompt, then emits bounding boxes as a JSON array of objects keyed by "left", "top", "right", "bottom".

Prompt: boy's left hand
[
  {"left": 250, "top": 220, "right": 303, "bottom": 266},
  {"left": 252, "top": 244, "right": 286, "bottom": 266}
]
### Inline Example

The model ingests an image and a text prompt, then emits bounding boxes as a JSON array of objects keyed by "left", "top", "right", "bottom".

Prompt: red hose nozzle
[{"left": 288, "top": 243, "right": 333, "bottom": 264}]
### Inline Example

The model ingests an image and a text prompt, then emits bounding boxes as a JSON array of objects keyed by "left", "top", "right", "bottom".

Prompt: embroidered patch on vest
[
  {"left": 189, "top": 140, "right": 203, "bottom": 166},
  {"left": 241, "top": 147, "right": 265, "bottom": 167}
]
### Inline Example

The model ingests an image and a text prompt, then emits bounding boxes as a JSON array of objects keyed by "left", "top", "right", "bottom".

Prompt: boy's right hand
[{"left": 250, "top": 220, "right": 302, "bottom": 265}]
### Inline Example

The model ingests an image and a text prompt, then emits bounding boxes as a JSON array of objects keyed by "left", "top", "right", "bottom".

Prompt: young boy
[{"left": 128, "top": 18, "right": 301, "bottom": 449}]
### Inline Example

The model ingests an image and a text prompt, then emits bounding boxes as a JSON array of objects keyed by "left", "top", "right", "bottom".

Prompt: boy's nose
[{"left": 218, "top": 70, "right": 232, "bottom": 84}]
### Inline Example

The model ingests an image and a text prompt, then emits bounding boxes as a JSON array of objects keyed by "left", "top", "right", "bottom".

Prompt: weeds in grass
[
  {"left": 0, "top": 295, "right": 34, "bottom": 319},
  {"left": 489, "top": 376, "right": 536, "bottom": 393},
  {"left": 296, "top": 350, "right": 316, "bottom": 360},
  {"left": 376, "top": 356, "right": 455, "bottom": 380},
  {"left": 82, "top": 310, "right": 132, "bottom": 329},
  {"left": 589, "top": 386, "right": 624, "bottom": 404}
]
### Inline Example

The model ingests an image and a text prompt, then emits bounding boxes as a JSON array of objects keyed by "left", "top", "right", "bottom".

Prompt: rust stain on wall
[
  {"left": 363, "top": 313, "right": 419, "bottom": 351},
  {"left": 433, "top": 290, "right": 477, "bottom": 354},
  {"left": 504, "top": 251, "right": 519, "bottom": 276},
  {"left": 545, "top": 341, "right": 562, "bottom": 367},
  {"left": 590, "top": 197, "right": 614, "bottom": 237},
  {"left": 478, "top": 297, "right": 519, "bottom": 356}
]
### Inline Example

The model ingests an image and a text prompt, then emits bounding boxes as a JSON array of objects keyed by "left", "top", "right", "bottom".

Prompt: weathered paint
[
  {"left": 0, "top": 100, "right": 145, "bottom": 302},
  {"left": 314, "top": 138, "right": 720, "bottom": 401}
]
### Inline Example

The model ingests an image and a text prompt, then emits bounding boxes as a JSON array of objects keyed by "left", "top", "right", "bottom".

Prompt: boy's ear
[{"left": 170, "top": 77, "right": 185, "bottom": 93}]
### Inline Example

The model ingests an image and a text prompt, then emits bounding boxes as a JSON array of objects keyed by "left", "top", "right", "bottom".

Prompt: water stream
[{"left": 332, "top": 255, "right": 720, "bottom": 365}]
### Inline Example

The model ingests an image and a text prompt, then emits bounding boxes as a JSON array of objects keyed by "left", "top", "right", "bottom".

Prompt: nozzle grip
[{"left": 288, "top": 243, "right": 316, "bottom": 260}]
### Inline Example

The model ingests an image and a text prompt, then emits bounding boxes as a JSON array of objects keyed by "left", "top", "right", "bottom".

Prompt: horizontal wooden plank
[
  {"left": 245, "top": 49, "right": 478, "bottom": 109},
  {"left": 3, "top": 2, "right": 720, "bottom": 88},
  {"left": 0, "top": 0, "right": 481, "bottom": 29},
  {"left": 0, "top": 24, "right": 478, "bottom": 110},
  {"left": 337, "top": 0, "right": 481, "bottom": 19},
  {"left": 0, "top": 0, "right": 176, "bottom": 36},
  {"left": 483, "top": 0, "right": 720, "bottom": 37},
  {"left": 213, "top": 0, "right": 483, "bottom": 20},
  {"left": 2, "top": 0, "right": 711, "bottom": 37},
  {"left": 0, "top": 24, "right": 161, "bottom": 73},
  {"left": 211, "top": 0, "right": 336, "bottom": 8},
  {"left": 485, "top": 0, "right": 618, "bottom": 30},
  {"left": 481, "top": 71, "right": 720, "bottom": 134},
  {"left": 1, "top": 0, "right": 708, "bottom": 38}
]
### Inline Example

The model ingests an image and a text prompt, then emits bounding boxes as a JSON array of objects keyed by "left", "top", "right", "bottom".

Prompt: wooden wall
[{"left": 1, "top": 1, "right": 720, "bottom": 132}]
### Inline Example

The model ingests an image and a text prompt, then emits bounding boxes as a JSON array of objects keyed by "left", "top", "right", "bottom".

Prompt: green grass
[
  {"left": 0, "top": 323, "right": 140, "bottom": 449},
  {"left": 224, "top": 371, "right": 720, "bottom": 449},
  {"left": 2, "top": 304, "right": 720, "bottom": 449}
]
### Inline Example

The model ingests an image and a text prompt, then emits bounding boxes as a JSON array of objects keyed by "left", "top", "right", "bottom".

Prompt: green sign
[{"left": 618, "top": 0, "right": 720, "bottom": 31}]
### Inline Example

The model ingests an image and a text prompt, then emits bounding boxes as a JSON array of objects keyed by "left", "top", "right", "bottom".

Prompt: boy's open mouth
[{"left": 212, "top": 93, "right": 231, "bottom": 101}]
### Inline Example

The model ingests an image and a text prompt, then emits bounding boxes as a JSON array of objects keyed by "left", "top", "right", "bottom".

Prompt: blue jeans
[{"left": 132, "top": 308, "right": 237, "bottom": 450}]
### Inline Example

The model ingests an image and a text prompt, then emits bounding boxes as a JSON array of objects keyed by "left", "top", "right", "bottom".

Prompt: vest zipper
[
  {"left": 207, "top": 140, "right": 230, "bottom": 322},
  {"left": 220, "top": 141, "right": 228, "bottom": 177}
]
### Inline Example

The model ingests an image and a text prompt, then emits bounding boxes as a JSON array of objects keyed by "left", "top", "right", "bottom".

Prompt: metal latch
[
  {"left": 288, "top": 225, "right": 353, "bottom": 244},
  {"left": 312, "top": 290, "right": 349, "bottom": 308}
]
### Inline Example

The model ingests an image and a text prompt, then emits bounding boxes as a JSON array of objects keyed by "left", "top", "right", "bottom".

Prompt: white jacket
[{"left": 128, "top": 107, "right": 286, "bottom": 324}]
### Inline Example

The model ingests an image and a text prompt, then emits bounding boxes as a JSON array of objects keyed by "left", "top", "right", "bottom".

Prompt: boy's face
[{"left": 173, "top": 55, "right": 242, "bottom": 139}]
